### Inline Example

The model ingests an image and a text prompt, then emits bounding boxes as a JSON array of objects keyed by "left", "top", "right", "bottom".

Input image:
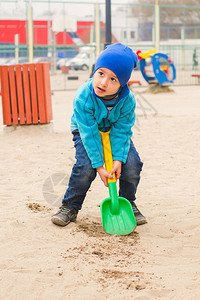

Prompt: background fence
[{"left": 0, "top": 0, "right": 200, "bottom": 90}]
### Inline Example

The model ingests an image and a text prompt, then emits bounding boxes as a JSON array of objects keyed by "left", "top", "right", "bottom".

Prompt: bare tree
[{"left": 131, "top": 0, "right": 200, "bottom": 25}]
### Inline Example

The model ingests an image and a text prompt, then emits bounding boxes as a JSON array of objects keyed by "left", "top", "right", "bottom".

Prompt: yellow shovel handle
[{"left": 99, "top": 130, "right": 116, "bottom": 183}]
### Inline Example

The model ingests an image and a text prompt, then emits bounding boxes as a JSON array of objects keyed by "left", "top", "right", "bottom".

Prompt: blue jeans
[{"left": 62, "top": 131, "right": 143, "bottom": 210}]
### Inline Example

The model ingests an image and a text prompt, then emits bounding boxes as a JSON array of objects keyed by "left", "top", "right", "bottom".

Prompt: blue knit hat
[{"left": 94, "top": 43, "right": 138, "bottom": 87}]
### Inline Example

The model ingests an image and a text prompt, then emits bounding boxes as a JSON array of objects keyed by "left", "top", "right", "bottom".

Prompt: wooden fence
[{"left": 0, "top": 63, "right": 52, "bottom": 125}]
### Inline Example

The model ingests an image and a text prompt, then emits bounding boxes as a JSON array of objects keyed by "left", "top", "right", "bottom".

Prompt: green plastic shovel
[{"left": 100, "top": 131, "right": 136, "bottom": 235}]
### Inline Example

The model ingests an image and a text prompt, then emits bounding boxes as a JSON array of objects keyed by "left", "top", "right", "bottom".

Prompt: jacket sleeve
[
  {"left": 109, "top": 94, "right": 136, "bottom": 163},
  {"left": 73, "top": 95, "right": 104, "bottom": 168}
]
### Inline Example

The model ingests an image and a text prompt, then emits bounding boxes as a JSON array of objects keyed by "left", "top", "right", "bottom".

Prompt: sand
[{"left": 0, "top": 84, "right": 200, "bottom": 299}]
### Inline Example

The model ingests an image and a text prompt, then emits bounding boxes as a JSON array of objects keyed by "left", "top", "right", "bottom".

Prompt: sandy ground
[{"left": 0, "top": 84, "right": 200, "bottom": 299}]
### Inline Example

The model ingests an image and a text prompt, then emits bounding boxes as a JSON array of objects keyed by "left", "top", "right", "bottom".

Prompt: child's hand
[
  {"left": 96, "top": 166, "right": 114, "bottom": 187},
  {"left": 110, "top": 160, "right": 122, "bottom": 181}
]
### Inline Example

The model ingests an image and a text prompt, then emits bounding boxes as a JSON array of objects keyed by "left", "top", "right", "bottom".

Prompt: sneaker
[
  {"left": 51, "top": 205, "right": 78, "bottom": 226},
  {"left": 131, "top": 202, "right": 147, "bottom": 225}
]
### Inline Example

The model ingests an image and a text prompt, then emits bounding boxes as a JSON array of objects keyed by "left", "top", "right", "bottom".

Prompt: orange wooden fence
[{"left": 0, "top": 63, "right": 53, "bottom": 125}]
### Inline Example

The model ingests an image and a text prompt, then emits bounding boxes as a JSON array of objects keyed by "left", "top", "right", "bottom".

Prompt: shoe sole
[
  {"left": 51, "top": 216, "right": 76, "bottom": 226},
  {"left": 136, "top": 218, "right": 147, "bottom": 226}
]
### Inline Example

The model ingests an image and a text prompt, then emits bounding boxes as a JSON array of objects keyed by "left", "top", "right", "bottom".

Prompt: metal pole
[
  {"left": 181, "top": 27, "right": 185, "bottom": 71},
  {"left": 53, "top": 31, "right": 56, "bottom": 75},
  {"left": 155, "top": 0, "right": 160, "bottom": 52},
  {"left": 89, "top": 25, "right": 94, "bottom": 74},
  {"left": 105, "top": 0, "right": 112, "bottom": 48},
  {"left": 28, "top": 5, "right": 33, "bottom": 63},
  {"left": 181, "top": 6, "right": 186, "bottom": 71},
  {"left": 95, "top": 2, "right": 100, "bottom": 58},
  {"left": 121, "top": 27, "right": 124, "bottom": 44},
  {"left": 15, "top": 34, "right": 19, "bottom": 64},
  {"left": 48, "top": 0, "right": 51, "bottom": 57}
]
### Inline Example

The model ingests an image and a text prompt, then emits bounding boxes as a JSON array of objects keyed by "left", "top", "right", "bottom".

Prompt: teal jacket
[{"left": 71, "top": 78, "right": 136, "bottom": 168}]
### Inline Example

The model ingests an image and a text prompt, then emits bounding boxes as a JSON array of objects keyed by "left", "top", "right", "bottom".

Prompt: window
[{"left": 130, "top": 31, "right": 135, "bottom": 39}]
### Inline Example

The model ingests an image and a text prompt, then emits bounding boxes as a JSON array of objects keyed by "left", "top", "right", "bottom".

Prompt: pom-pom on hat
[{"left": 94, "top": 43, "right": 138, "bottom": 87}]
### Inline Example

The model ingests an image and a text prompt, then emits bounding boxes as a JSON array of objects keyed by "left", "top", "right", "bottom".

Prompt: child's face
[{"left": 93, "top": 67, "right": 120, "bottom": 97}]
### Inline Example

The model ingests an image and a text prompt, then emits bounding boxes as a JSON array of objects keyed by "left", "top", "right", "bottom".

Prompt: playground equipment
[
  {"left": 137, "top": 49, "right": 176, "bottom": 85},
  {"left": 192, "top": 48, "right": 198, "bottom": 70}
]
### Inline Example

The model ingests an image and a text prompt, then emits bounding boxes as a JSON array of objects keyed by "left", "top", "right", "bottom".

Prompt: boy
[{"left": 51, "top": 43, "right": 147, "bottom": 227}]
